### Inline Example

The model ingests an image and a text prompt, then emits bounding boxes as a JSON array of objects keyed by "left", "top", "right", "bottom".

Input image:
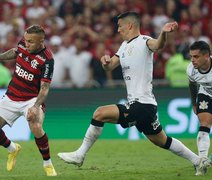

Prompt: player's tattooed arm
[
  {"left": 27, "top": 81, "right": 50, "bottom": 121},
  {"left": 34, "top": 81, "right": 50, "bottom": 108},
  {"left": 0, "top": 48, "right": 17, "bottom": 61}
]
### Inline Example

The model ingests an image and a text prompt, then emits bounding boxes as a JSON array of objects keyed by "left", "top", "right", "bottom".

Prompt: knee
[{"left": 93, "top": 106, "right": 105, "bottom": 120}]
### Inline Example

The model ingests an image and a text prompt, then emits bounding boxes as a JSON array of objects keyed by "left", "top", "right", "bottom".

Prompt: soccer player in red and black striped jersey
[{"left": 0, "top": 25, "right": 57, "bottom": 176}]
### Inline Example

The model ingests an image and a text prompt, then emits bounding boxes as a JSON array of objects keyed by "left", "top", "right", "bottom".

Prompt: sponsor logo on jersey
[
  {"left": 36, "top": 55, "right": 46, "bottom": 62},
  {"left": 121, "top": 52, "right": 125, "bottom": 58},
  {"left": 151, "top": 119, "right": 160, "bottom": 130},
  {"left": 124, "top": 76, "right": 131, "bottom": 80},
  {"left": 122, "top": 66, "right": 131, "bottom": 80},
  {"left": 122, "top": 66, "right": 130, "bottom": 71},
  {"left": 44, "top": 64, "right": 49, "bottom": 78},
  {"left": 15, "top": 64, "right": 34, "bottom": 81}
]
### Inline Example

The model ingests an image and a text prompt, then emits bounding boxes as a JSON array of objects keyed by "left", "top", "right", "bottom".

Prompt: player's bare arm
[
  {"left": 147, "top": 21, "right": 178, "bottom": 51},
  {"left": 27, "top": 81, "right": 50, "bottom": 121},
  {"left": 101, "top": 55, "right": 120, "bottom": 71},
  {"left": 34, "top": 81, "right": 50, "bottom": 108},
  {"left": 0, "top": 48, "right": 17, "bottom": 61}
]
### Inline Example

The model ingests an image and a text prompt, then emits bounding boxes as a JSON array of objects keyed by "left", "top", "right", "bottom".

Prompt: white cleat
[
  {"left": 195, "top": 157, "right": 211, "bottom": 176},
  {"left": 58, "top": 151, "right": 84, "bottom": 167}
]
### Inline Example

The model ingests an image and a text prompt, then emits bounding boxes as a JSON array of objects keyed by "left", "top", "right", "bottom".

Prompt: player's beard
[{"left": 28, "top": 46, "right": 44, "bottom": 54}]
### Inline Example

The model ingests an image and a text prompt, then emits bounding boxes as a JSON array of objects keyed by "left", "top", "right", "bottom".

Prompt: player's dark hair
[
  {"left": 190, "top": 41, "right": 211, "bottom": 55},
  {"left": 26, "top": 25, "right": 45, "bottom": 37},
  {"left": 117, "top": 11, "right": 140, "bottom": 27}
]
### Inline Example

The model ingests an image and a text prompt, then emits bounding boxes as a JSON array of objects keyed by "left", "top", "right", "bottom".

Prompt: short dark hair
[
  {"left": 25, "top": 25, "right": 45, "bottom": 37},
  {"left": 117, "top": 11, "right": 140, "bottom": 27},
  {"left": 190, "top": 41, "right": 211, "bottom": 55}
]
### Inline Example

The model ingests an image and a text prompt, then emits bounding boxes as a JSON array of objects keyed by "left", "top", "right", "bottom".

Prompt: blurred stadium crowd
[{"left": 0, "top": 0, "right": 212, "bottom": 88}]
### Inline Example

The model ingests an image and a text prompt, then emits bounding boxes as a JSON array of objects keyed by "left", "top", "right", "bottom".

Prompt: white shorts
[{"left": 0, "top": 95, "right": 37, "bottom": 126}]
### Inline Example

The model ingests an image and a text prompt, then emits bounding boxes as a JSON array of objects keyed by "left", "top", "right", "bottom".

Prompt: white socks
[
  {"left": 169, "top": 138, "right": 200, "bottom": 166},
  {"left": 197, "top": 131, "right": 210, "bottom": 158},
  {"left": 7, "top": 141, "right": 16, "bottom": 152},
  {"left": 77, "top": 124, "right": 103, "bottom": 156},
  {"left": 43, "top": 159, "right": 52, "bottom": 167}
]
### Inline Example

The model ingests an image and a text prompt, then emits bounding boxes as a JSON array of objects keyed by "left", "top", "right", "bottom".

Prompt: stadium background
[{"left": 1, "top": 0, "right": 212, "bottom": 140}]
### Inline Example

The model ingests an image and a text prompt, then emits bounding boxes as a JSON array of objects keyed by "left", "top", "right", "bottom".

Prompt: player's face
[
  {"left": 189, "top": 49, "right": 209, "bottom": 69},
  {"left": 24, "top": 32, "right": 44, "bottom": 53},
  {"left": 117, "top": 19, "right": 130, "bottom": 40}
]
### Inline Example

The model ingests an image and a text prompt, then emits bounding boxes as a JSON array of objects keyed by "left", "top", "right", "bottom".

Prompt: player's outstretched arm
[
  {"left": 0, "top": 48, "right": 17, "bottom": 61},
  {"left": 147, "top": 21, "right": 178, "bottom": 52}
]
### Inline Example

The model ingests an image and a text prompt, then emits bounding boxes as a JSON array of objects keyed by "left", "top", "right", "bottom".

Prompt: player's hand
[
  {"left": 101, "top": 55, "right": 111, "bottom": 65},
  {"left": 162, "top": 21, "right": 178, "bottom": 33}
]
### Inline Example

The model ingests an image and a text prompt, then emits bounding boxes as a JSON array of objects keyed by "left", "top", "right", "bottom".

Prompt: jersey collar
[
  {"left": 127, "top": 35, "right": 139, "bottom": 44},
  {"left": 198, "top": 58, "right": 212, "bottom": 74}
]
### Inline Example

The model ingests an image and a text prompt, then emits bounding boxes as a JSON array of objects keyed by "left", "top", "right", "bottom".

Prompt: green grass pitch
[{"left": 0, "top": 139, "right": 211, "bottom": 180}]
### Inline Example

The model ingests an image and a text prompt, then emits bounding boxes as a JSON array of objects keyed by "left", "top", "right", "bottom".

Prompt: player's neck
[
  {"left": 199, "top": 58, "right": 211, "bottom": 72},
  {"left": 127, "top": 33, "right": 140, "bottom": 43}
]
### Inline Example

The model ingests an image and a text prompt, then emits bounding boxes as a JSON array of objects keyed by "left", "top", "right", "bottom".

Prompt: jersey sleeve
[
  {"left": 41, "top": 58, "right": 54, "bottom": 83},
  {"left": 115, "top": 41, "right": 126, "bottom": 57}
]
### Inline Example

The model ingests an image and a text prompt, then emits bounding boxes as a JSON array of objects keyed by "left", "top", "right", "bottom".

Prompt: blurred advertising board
[
  {"left": 43, "top": 88, "right": 211, "bottom": 140},
  {"left": 1, "top": 87, "right": 211, "bottom": 141}
]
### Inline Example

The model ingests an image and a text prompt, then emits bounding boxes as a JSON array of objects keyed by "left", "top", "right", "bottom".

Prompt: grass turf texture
[{"left": 0, "top": 139, "right": 211, "bottom": 180}]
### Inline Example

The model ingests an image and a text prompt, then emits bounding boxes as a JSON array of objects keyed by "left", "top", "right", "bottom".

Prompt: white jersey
[
  {"left": 116, "top": 35, "right": 157, "bottom": 105},
  {"left": 187, "top": 61, "right": 212, "bottom": 97}
]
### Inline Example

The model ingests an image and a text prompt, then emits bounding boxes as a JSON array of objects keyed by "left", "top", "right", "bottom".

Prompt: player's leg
[
  {"left": 134, "top": 103, "right": 200, "bottom": 165},
  {"left": 58, "top": 104, "right": 119, "bottom": 166},
  {"left": 27, "top": 106, "right": 57, "bottom": 176},
  {"left": 0, "top": 117, "right": 21, "bottom": 171},
  {"left": 0, "top": 117, "right": 13, "bottom": 150},
  {"left": 146, "top": 130, "right": 211, "bottom": 175},
  {"left": 197, "top": 113, "right": 211, "bottom": 158},
  {"left": 196, "top": 94, "right": 212, "bottom": 158},
  {"left": 133, "top": 102, "right": 211, "bottom": 176},
  {"left": 0, "top": 97, "right": 22, "bottom": 171},
  {"left": 146, "top": 131, "right": 201, "bottom": 164}
]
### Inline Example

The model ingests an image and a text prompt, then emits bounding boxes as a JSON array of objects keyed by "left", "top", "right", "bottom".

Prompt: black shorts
[
  {"left": 116, "top": 101, "right": 162, "bottom": 135},
  {"left": 196, "top": 93, "right": 212, "bottom": 114}
]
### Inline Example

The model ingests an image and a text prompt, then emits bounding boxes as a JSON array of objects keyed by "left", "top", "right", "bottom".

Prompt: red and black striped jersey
[{"left": 6, "top": 39, "right": 54, "bottom": 101}]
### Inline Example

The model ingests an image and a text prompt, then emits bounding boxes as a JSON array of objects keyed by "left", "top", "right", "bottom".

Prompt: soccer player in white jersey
[
  {"left": 187, "top": 41, "right": 212, "bottom": 161},
  {"left": 58, "top": 12, "right": 211, "bottom": 175}
]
